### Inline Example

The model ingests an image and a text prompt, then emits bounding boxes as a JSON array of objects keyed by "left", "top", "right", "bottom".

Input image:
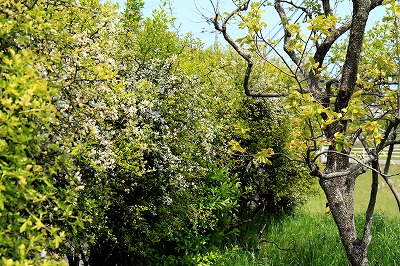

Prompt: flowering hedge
[{"left": 0, "top": 0, "right": 312, "bottom": 265}]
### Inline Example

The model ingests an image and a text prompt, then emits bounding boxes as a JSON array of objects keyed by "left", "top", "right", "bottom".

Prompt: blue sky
[
  {"left": 138, "top": 0, "right": 387, "bottom": 48},
  {"left": 142, "top": 0, "right": 229, "bottom": 47}
]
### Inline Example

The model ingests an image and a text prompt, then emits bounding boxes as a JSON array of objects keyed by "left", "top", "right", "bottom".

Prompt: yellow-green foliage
[
  {"left": 0, "top": 1, "right": 88, "bottom": 264},
  {"left": 0, "top": 48, "right": 70, "bottom": 264}
]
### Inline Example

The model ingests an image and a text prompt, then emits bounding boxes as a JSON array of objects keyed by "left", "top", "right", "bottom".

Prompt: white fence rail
[
  {"left": 351, "top": 147, "right": 400, "bottom": 159},
  {"left": 320, "top": 147, "right": 400, "bottom": 164}
]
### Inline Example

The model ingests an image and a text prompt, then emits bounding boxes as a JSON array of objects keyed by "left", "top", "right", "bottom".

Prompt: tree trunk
[
  {"left": 320, "top": 177, "right": 369, "bottom": 266},
  {"left": 319, "top": 2, "right": 378, "bottom": 264},
  {"left": 320, "top": 152, "right": 369, "bottom": 266}
]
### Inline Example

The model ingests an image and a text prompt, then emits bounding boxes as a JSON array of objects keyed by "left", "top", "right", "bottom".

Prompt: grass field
[
  {"left": 221, "top": 166, "right": 400, "bottom": 265},
  {"left": 304, "top": 166, "right": 400, "bottom": 217}
]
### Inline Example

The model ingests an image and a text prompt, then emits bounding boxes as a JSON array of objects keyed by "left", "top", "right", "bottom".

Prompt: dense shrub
[
  {"left": 231, "top": 97, "right": 313, "bottom": 218},
  {"left": 0, "top": 1, "right": 314, "bottom": 265}
]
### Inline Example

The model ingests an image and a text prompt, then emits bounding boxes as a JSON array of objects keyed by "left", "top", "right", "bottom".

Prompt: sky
[
  {"left": 141, "top": 0, "right": 232, "bottom": 47},
  {"left": 138, "top": 0, "right": 387, "bottom": 48}
]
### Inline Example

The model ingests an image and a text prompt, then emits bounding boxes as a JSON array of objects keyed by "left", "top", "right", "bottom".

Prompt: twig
[{"left": 258, "top": 222, "right": 293, "bottom": 251}]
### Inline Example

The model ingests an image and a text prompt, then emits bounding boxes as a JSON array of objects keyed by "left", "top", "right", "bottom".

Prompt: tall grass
[
  {"left": 221, "top": 167, "right": 400, "bottom": 265},
  {"left": 221, "top": 213, "right": 400, "bottom": 265}
]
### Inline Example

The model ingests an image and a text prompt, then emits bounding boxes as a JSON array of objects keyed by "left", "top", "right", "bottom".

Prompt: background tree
[
  {"left": 46, "top": 2, "right": 243, "bottom": 264},
  {"left": 210, "top": 0, "right": 400, "bottom": 265}
]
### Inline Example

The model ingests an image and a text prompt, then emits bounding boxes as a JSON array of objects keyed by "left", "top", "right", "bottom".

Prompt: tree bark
[
  {"left": 320, "top": 2, "right": 376, "bottom": 265},
  {"left": 320, "top": 150, "right": 369, "bottom": 266},
  {"left": 320, "top": 176, "right": 369, "bottom": 266}
]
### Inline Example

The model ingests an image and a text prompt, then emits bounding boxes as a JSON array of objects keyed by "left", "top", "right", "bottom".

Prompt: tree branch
[
  {"left": 371, "top": 0, "right": 384, "bottom": 10},
  {"left": 280, "top": 0, "right": 312, "bottom": 18},
  {"left": 259, "top": 239, "right": 294, "bottom": 251},
  {"left": 381, "top": 147, "right": 400, "bottom": 211},
  {"left": 380, "top": 171, "right": 400, "bottom": 211},
  {"left": 334, "top": 1, "right": 371, "bottom": 113},
  {"left": 362, "top": 159, "right": 379, "bottom": 247},
  {"left": 377, "top": 118, "right": 400, "bottom": 152},
  {"left": 382, "top": 139, "right": 400, "bottom": 148},
  {"left": 381, "top": 128, "right": 400, "bottom": 211},
  {"left": 353, "top": 129, "right": 400, "bottom": 211},
  {"left": 317, "top": 150, "right": 378, "bottom": 179},
  {"left": 274, "top": 0, "right": 304, "bottom": 73},
  {"left": 254, "top": 32, "right": 299, "bottom": 79},
  {"left": 314, "top": 18, "right": 352, "bottom": 68},
  {"left": 258, "top": 223, "right": 293, "bottom": 251},
  {"left": 211, "top": 0, "right": 287, "bottom": 97},
  {"left": 322, "top": 0, "right": 332, "bottom": 16}
]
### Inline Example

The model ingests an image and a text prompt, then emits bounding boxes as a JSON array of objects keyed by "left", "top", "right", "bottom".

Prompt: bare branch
[
  {"left": 280, "top": 0, "right": 312, "bottom": 18},
  {"left": 258, "top": 223, "right": 293, "bottom": 251},
  {"left": 362, "top": 159, "right": 379, "bottom": 246},
  {"left": 314, "top": 18, "right": 352, "bottom": 68},
  {"left": 322, "top": 0, "right": 332, "bottom": 16},
  {"left": 380, "top": 123, "right": 400, "bottom": 211},
  {"left": 374, "top": 79, "right": 399, "bottom": 86},
  {"left": 254, "top": 32, "right": 298, "bottom": 78},
  {"left": 270, "top": 152, "right": 307, "bottom": 164},
  {"left": 317, "top": 151, "right": 377, "bottom": 179},
  {"left": 381, "top": 142, "right": 400, "bottom": 211},
  {"left": 210, "top": 0, "right": 287, "bottom": 97},
  {"left": 254, "top": 25, "right": 310, "bottom": 94},
  {"left": 319, "top": 133, "right": 400, "bottom": 209},
  {"left": 382, "top": 139, "right": 400, "bottom": 148},
  {"left": 259, "top": 239, "right": 294, "bottom": 251},
  {"left": 274, "top": 1, "right": 303, "bottom": 72},
  {"left": 377, "top": 118, "right": 400, "bottom": 152},
  {"left": 380, "top": 172, "right": 400, "bottom": 211}
]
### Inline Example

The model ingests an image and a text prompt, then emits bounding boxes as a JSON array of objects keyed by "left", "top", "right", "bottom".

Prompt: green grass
[
  {"left": 221, "top": 213, "right": 400, "bottom": 266},
  {"left": 221, "top": 166, "right": 400, "bottom": 265},
  {"left": 304, "top": 166, "right": 400, "bottom": 217}
]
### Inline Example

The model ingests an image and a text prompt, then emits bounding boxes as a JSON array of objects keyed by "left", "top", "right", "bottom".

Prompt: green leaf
[
  {"left": 335, "top": 143, "right": 343, "bottom": 152},
  {"left": 254, "top": 148, "right": 274, "bottom": 165},
  {"left": 20, "top": 221, "right": 28, "bottom": 233},
  {"left": 228, "top": 140, "right": 247, "bottom": 153}
]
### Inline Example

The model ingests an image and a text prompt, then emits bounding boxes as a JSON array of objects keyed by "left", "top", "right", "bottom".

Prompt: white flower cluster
[{"left": 36, "top": 21, "right": 148, "bottom": 175}]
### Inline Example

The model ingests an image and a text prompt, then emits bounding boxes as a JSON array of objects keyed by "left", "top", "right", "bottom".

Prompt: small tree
[{"left": 209, "top": 0, "right": 400, "bottom": 265}]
